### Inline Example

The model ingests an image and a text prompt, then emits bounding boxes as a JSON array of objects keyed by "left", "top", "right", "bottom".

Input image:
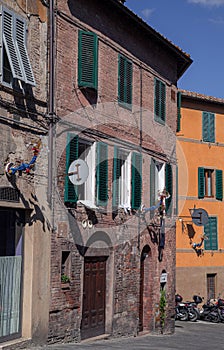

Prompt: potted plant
[{"left": 61, "top": 274, "right": 70, "bottom": 289}]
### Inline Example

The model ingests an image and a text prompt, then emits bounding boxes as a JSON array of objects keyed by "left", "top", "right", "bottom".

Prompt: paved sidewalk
[{"left": 32, "top": 321, "right": 224, "bottom": 350}]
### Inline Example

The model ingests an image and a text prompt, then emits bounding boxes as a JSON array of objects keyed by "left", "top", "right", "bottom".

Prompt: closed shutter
[
  {"left": 118, "top": 55, "right": 132, "bottom": 109},
  {"left": 64, "top": 134, "right": 79, "bottom": 203},
  {"left": 216, "top": 169, "right": 223, "bottom": 201},
  {"left": 112, "top": 146, "right": 122, "bottom": 207},
  {"left": 165, "top": 163, "right": 173, "bottom": 215},
  {"left": 96, "top": 143, "right": 108, "bottom": 206},
  {"left": 204, "top": 217, "right": 218, "bottom": 251},
  {"left": 176, "top": 165, "right": 179, "bottom": 216},
  {"left": 154, "top": 78, "right": 166, "bottom": 123},
  {"left": 131, "top": 152, "right": 142, "bottom": 210},
  {"left": 150, "top": 158, "right": 156, "bottom": 218},
  {"left": 15, "top": 17, "right": 35, "bottom": 85},
  {"left": 202, "top": 112, "right": 215, "bottom": 143},
  {"left": 177, "top": 92, "right": 181, "bottom": 132},
  {"left": 198, "top": 167, "right": 205, "bottom": 198},
  {"left": 2, "top": 7, "right": 35, "bottom": 85},
  {"left": 78, "top": 30, "right": 98, "bottom": 90}
]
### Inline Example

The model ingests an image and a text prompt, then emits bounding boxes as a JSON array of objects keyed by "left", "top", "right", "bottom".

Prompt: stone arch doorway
[{"left": 139, "top": 245, "right": 151, "bottom": 332}]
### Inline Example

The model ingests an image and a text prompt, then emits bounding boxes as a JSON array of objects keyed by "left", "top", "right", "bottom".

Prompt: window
[
  {"left": 204, "top": 217, "right": 218, "bottom": 251},
  {"left": 78, "top": 30, "right": 98, "bottom": 90},
  {"left": 64, "top": 134, "right": 108, "bottom": 206},
  {"left": 118, "top": 54, "right": 132, "bottom": 109},
  {"left": 202, "top": 111, "right": 215, "bottom": 143},
  {"left": 112, "top": 148, "right": 142, "bottom": 210},
  {"left": 207, "top": 273, "right": 216, "bottom": 299},
  {"left": 0, "top": 6, "right": 35, "bottom": 86},
  {"left": 113, "top": 147, "right": 131, "bottom": 209},
  {"left": 198, "top": 167, "right": 223, "bottom": 200},
  {"left": 154, "top": 78, "right": 166, "bottom": 124},
  {"left": 150, "top": 159, "right": 173, "bottom": 215}
]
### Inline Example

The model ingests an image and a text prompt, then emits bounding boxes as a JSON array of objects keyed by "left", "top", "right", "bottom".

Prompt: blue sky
[{"left": 125, "top": 0, "right": 224, "bottom": 99}]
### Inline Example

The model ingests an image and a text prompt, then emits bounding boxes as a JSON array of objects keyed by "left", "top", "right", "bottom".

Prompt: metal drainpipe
[
  {"left": 137, "top": 65, "right": 143, "bottom": 251},
  {"left": 48, "top": 0, "right": 55, "bottom": 210}
]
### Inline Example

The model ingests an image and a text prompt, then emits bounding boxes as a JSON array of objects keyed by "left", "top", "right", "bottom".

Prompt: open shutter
[
  {"left": 131, "top": 152, "right": 142, "bottom": 210},
  {"left": 176, "top": 165, "right": 179, "bottom": 216},
  {"left": 15, "top": 17, "right": 35, "bottom": 86},
  {"left": 112, "top": 146, "right": 122, "bottom": 208},
  {"left": 204, "top": 217, "right": 218, "bottom": 251},
  {"left": 198, "top": 167, "right": 205, "bottom": 198},
  {"left": 216, "top": 169, "right": 223, "bottom": 201},
  {"left": 78, "top": 30, "right": 98, "bottom": 90},
  {"left": 150, "top": 158, "right": 156, "bottom": 218},
  {"left": 96, "top": 142, "right": 108, "bottom": 206},
  {"left": 165, "top": 163, "right": 173, "bottom": 215},
  {"left": 64, "top": 134, "right": 79, "bottom": 203},
  {"left": 177, "top": 92, "right": 181, "bottom": 132},
  {"left": 2, "top": 8, "right": 24, "bottom": 81}
]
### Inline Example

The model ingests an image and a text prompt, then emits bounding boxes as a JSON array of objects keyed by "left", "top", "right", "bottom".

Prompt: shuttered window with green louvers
[
  {"left": 177, "top": 92, "right": 181, "bottom": 132},
  {"left": 202, "top": 111, "right": 215, "bottom": 143},
  {"left": 216, "top": 169, "right": 223, "bottom": 201},
  {"left": 64, "top": 134, "right": 79, "bottom": 203},
  {"left": 198, "top": 167, "right": 205, "bottom": 199},
  {"left": 112, "top": 146, "right": 122, "bottom": 208},
  {"left": 78, "top": 30, "right": 98, "bottom": 90},
  {"left": 154, "top": 78, "right": 166, "bottom": 124},
  {"left": 118, "top": 54, "right": 132, "bottom": 110},
  {"left": 204, "top": 217, "right": 218, "bottom": 250},
  {"left": 131, "top": 152, "right": 142, "bottom": 210},
  {"left": 165, "top": 163, "right": 172, "bottom": 215},
  {"left": 96, "top": 142, "right": 108, "bottom": 206}
]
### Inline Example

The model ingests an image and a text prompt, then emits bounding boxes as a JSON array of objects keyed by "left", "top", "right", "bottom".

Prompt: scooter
[{"left": 175, "top": 294, "right": 189, "bottom": 321}]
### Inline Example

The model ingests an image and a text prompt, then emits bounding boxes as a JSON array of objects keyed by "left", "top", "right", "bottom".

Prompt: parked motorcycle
[
  {"left": 175, "top": 294, "right": 189, "bottom": 321},
  {"left": 199, "top": 298, "right": 220, "bottom": 323},
  {"left": 215, "top": 297, "right": 224, "bottom": 322},
  {"left": 182, "top": 301, "right": 198, "bottom": 322}
]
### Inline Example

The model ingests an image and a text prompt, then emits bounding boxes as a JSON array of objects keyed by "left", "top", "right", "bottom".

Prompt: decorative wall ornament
[{"left": 5, "top": 140, "right": 42, "bottom": 176}]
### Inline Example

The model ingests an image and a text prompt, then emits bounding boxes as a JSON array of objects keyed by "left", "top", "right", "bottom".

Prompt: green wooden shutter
[
  {"left": 96, "top": 142, "right": 108, "bottom": 206},
  {"left": 131, "top": 152, "right": 142, "bottom": 210},
  {"left": 154, "top": 78, "right": 166, "bottom": 123},
  {"left": 165, "top": 163, "right": 173, "bottom": 215},
  {"left": 64, "top": 134, "right": 79, "bottom": 203},
  {"left": 118, "top": 55, "right": 132, "bottom": 109},
  {"left": 177, "top": 92, "right": 181, "bottom": 132},
  {"left": 112, "top": 146, "right": 122, "bottom": 207},
  {"left": 150, "top": 158, "right": 156, "bottom": 218},
  {"left": 204, "top": 217, "right": 218, "bottom": 250},
  {"left": 198, "top": 167, "right": 205, "bottom": 198},
  {"left": 216, "top": 169, "right": 223, "bottom": 201},
  {"left": 202, "top": 112, "right": 215, "bottom": 143},
  {"left": 78, "top": 30, "right": 98, "bottom": 90}
]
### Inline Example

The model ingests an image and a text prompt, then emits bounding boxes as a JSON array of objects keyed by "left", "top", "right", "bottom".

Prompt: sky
[{"left": 125, "top": 0, "right": 224, "bottom": 99}]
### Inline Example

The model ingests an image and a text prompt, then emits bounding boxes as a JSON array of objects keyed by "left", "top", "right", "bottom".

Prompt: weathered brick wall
[{"left": 49, "top": 0, "right": 178, "bottom": 343}]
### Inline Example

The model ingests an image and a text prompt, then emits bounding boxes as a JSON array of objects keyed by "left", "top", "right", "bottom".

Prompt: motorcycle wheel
[
  {"left": 178, "top": 309, "right": 188, "bottom": 321},
  {"left": 211, "top": 314, "right": 220, "bottom": 323},
  {"left": 188, "top": 309, "right": 198, "bottom": 322}
]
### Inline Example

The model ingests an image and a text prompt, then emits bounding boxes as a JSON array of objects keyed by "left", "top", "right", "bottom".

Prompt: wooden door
[
  {"left": 81, "top": 257, "right": 106, "bottom": 339},
  {"left": 139, "top": 256, "right": 144, "bottom": 332}
]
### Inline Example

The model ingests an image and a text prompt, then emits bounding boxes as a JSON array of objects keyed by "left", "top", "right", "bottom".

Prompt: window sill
[
  {"left": 154, "top": 116, "right": 165, "bottom": 125},
  {"left": 118, "top": 101, "right": 132, "bottom": 111}
]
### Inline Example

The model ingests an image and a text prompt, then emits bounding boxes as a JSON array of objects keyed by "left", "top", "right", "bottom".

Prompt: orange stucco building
[{"left": 176, "top": 90, "right": 224, "bottom": 302}]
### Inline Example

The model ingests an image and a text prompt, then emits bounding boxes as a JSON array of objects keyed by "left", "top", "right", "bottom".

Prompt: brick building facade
[
  {"left": 48, "top": 0, "right": 192, "bottom": 344},
  {"left": 0, "top": 0, "right": 50, "bottom": 348}
]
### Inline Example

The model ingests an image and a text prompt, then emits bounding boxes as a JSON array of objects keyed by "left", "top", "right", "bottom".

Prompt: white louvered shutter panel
[
  {"left": 15, "top": 17, "right": 35, "bottom": 86},
  {"left": 2, "top": 8, "right": 24, "bottom": 81}
]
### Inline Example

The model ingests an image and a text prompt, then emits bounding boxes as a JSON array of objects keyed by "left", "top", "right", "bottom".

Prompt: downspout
[
  {"left": 137, "top": 65, "right": 143, "bottom": 251},
  {"left": 48, "top": 0, "right": 55, "bottom": 212}
]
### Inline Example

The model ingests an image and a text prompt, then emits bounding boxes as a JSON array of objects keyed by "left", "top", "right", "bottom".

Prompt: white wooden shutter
[
  {"left": 15, "top": 17, "right": 35, "bottom": 86},
  {"left": 2, "top": 8, "right": 24, "bottom": 81}
]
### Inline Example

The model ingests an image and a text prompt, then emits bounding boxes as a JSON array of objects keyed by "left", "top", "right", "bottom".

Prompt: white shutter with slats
[
  {"left": 2, "top": 8, "right": 25, "bottom": 81},
  {"left": 15, "top": 18, "right": 35, "bottom": 86}
]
